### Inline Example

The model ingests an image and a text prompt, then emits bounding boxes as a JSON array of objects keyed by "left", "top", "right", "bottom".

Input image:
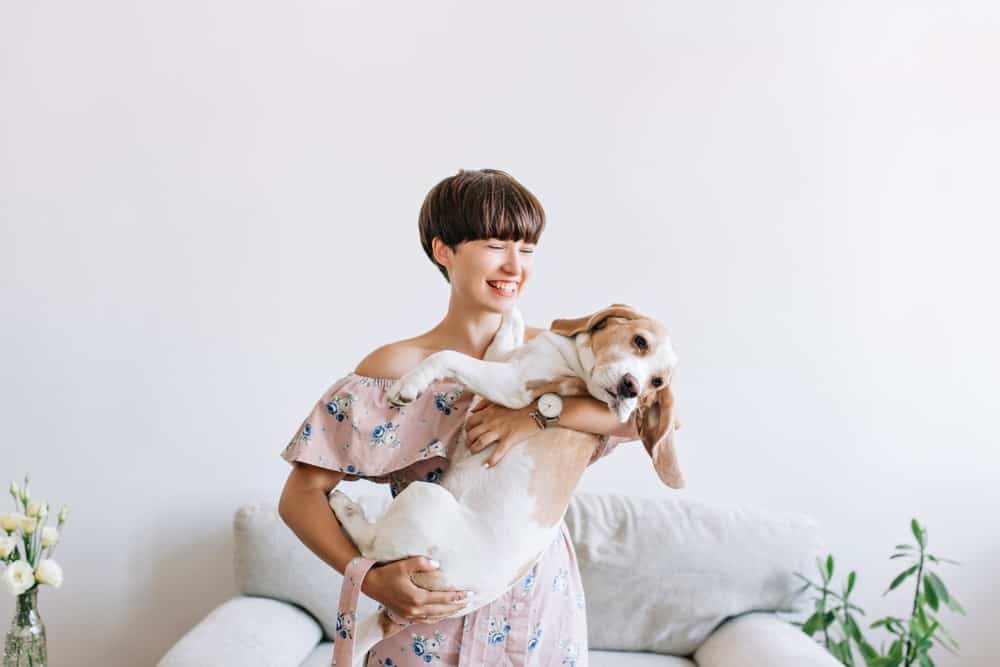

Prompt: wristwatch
[{"left": 530, "top": 392, "right": 563, "bottom": 429}]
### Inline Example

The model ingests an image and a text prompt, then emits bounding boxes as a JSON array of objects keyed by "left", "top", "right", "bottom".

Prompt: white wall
[{"left": 2, "top": 1, "right": 997, "bottom": 664}]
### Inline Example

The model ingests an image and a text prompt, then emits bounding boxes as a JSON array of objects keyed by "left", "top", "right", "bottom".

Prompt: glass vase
[{"left": 3, "top": 586, "right": 47, "bottom": 667}]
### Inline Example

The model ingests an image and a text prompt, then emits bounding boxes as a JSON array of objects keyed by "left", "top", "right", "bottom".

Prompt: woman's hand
[
  {"left": 361, "top": 556, "right": 470, "bottom": 623},
  {"left": 464, "top": 399, "right": 542, "bottom": 467}
]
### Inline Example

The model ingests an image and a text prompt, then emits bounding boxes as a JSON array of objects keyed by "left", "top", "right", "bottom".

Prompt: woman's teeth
[{"left": 487, "top": 280, "right": 517, "bottom": 295}]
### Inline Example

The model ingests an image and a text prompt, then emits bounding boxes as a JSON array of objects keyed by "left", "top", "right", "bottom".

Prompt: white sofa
[{"left": 159, "top": 492, "right": 840, "bottom": 666}]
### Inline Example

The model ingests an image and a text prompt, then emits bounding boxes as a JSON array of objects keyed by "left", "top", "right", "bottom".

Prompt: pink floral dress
[{"left": 280, "top": 372, "right": 631, "bottom": 667}]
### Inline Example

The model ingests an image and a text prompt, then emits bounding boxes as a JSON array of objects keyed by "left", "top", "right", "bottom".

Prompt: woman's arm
[
  {"left": 277, "top": 462, "right": 358, "bottom": 574},
  {"left": 558, "top": 395, "right": 640, "bottom": 440}
]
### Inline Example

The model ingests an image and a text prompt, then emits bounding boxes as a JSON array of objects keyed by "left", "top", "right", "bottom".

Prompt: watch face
[{"left": 538, "top": 393, "right": 563, "bottom": 418}]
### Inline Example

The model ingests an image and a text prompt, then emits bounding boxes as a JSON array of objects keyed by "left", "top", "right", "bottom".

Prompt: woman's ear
[
  {"left": 431, "top": 237, "right": 453, "bottom": 273},
  {"left": 635, "top": 382, "right": 685, "bottom": 489}
]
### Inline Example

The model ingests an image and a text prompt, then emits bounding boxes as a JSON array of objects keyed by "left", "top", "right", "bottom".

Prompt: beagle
[{"left": 329, "top": 303, "right": 681, "bottom": 666}]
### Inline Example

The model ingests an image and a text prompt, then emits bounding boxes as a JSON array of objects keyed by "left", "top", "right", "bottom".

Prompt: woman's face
[{"left": 436, "top": 237, "right": 537, "bottom": 312}]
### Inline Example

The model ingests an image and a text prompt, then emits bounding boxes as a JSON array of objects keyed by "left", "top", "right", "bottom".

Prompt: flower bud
[
  {"left": 41, "top": 526, "right": 59, "bottom": 548},
  {"left": 0, "top": 536, "right": 16, "bottom": 558},
  {"left": 35, "top": 559, "right": 63, "bottom": 588},
  {"left": 57, "top": 506, "right": 69, "bottom": 525},
  {"left": 27, "top": 501, "right": 45, "bottom": 518},
  {"left": 9, "top": 481, "right": 18, "bottom": 498}
]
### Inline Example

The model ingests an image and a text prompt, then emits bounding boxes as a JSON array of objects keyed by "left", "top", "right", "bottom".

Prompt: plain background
[{"left": 2, "top": 1, "right": 998, "bottom": 665}]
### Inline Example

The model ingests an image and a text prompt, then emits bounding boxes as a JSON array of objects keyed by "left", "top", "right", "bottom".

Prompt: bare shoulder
[{"left": 354, "top": 340, "right": 429, "bottom": 379}]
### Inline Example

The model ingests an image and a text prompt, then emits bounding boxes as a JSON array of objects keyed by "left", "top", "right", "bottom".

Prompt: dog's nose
[{"left": 618, "top": 374, "right": 639, "bottom": 398}]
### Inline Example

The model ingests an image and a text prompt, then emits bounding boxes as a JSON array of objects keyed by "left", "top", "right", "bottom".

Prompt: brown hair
[{"left": 418, "top": 169, "right": 546, "bottom": 283}]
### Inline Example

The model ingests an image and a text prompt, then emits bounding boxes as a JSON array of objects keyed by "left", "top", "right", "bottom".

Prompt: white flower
[
  {"left": 19, "top": 516, "right": 37, "bottom": 535},
  {"left": 8, "top": 481, "right": 18, "bottom": 498},
  {"left": 41, "top": 526, "right": 59, "bottom": 548},
  {"left": 0, "top": 513, "right": 25, "bottom": 533},
  {"left": 0, "top": 536, "right": 17, "bottom": 558},
  {"left": 35, "top": 559, "right": 63, "bottom": 588},
  {"left": 27, "top": 501, "right": 48, "bottom": 519},
  {"left": 2, "top": 560, "right": 35, "bottom": 596}
]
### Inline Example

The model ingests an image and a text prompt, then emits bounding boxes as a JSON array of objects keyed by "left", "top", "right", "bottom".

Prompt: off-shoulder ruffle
[{"left": 280, "top": 372, "right": 473, "bottom": 479}]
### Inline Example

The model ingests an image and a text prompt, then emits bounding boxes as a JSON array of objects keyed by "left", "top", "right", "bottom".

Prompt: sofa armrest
[
  {"left": 158, "top": 595, "right": 323, "bottom": 667},
  {"left": 693, "top": 612, "right": 841, "bottom": 667}
]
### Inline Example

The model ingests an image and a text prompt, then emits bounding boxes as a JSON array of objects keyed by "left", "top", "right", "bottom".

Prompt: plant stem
[{"left": 903, "top": 546, "right": 925, "bottom": 666}]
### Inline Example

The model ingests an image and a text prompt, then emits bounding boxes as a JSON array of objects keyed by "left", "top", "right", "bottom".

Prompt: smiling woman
[{"left": 279, "top": 168, "right": 633, "bottom": 666}]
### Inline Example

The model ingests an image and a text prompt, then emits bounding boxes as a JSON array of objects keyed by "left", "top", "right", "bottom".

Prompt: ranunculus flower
[
  {"left": 34, "top": 559, "right": 63, "bottom": 588},
  {"left": 2, "top": 560, "right": 35, "bottom": 596},
  {"left": 0, "top": 513, "right": 25, "bottom": 532},
  {"left": 0, "top": 536, "right": 16, "bottom": 558},
  {"left": 19, "top": 516, "right": 36, "bottom": 535},
  {"left": 41, "top": 526, "right": 59, "bottom": 548}
]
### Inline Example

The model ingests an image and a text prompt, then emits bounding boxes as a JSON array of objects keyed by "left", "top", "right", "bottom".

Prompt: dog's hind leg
[{"left": 329, "top": 490, "right": 377, "bottom": 553}]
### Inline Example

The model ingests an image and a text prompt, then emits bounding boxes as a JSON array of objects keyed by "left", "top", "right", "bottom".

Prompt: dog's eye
[
  {"left": 633, "top": 335, "right": 647, "bottom": 350},
  {"left": 651, "top": 377, "right": 663, "bottom": 388}
]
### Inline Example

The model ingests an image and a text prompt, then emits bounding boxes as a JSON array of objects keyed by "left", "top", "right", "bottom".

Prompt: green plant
[{"left": 793, "top": 518, "right": 964, "bottom": 667}]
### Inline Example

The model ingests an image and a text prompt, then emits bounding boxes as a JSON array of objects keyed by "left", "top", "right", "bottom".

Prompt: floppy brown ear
[
  {"left": 550, "top": 303, "right": 641, "bottom": 337},
  {"left": 634, "top": 382, "right": 684, "bottom": 489}
]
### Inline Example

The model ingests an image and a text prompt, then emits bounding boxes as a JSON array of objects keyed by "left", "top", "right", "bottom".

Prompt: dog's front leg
[{"left": 388, "top": 351, "right": 534, "bottom": 409}]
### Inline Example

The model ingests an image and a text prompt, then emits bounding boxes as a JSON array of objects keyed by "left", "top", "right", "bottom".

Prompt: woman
[{"left": 278, "top": 168, "right": 640, "bottom": 666}]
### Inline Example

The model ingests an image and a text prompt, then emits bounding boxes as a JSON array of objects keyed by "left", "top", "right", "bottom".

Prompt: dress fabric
[{"left": 280, "top": 372, "right": 631, "bottom": 667}]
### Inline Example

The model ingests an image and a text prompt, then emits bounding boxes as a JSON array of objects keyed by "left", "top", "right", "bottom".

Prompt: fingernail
[
  {"left": 482, "top": 462, "right": 490, "bottom": 468},
  {"left": 428, "top": 559, "right": 440, "bottom": 569}
]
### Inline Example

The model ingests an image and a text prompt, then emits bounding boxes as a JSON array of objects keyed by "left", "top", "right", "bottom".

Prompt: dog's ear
[
  {"left": 550, "top": 303, "right": 642, "bottom": 337},
  {"left": 634, "top": 380, "right": 684, "bottom": 489}
]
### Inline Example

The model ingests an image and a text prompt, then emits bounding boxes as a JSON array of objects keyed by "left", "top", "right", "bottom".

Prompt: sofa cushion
[{"left": 563, "top": 493, "right": 824, "bottom": 656}]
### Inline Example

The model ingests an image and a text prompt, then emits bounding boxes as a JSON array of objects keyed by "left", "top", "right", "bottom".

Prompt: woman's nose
[{"left": 502, "top": 248, "right": 522, "bottom": 274}]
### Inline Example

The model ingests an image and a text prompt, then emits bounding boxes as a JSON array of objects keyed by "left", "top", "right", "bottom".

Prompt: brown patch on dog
[
  {"left": 524, "top": 428, "right": 602, "bottom": 527},
  {"left": 549, "top": 303, "right": 641, "bottom": 337},
  {"left": 525, "top": 375, "right": 590, "bottom": 399},
  {"left": 409, "top": 569, "right": 449, "bottom": 591}
]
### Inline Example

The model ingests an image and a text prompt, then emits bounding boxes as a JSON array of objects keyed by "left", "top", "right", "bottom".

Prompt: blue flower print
[
  {"left": 335, "top": 609, "right": 355, "bottom": 639},
  {"left": 424, "top": 467, "right": 444, "bottom": 484},
  {"left": 433, "top": 388, "right": 464, "bottom": 415},
  {"left": 527, "top": 622, "right": 542, "bottom": 651},
  {"left": 486, "top": 616, "right": 511, "bottom": 645},
  {"left": 411, "top": 631, "right": 446, "bottom": 662},
  {"left": 559, "top": 639, "right": 580, "bottom": 666},
  {"left": 370, "top": 421, "right": 402, "bottom": 449},
  {"left": 325, "top": 391, "right": 356, "bottom": 422},
  {"left": 552, "top": 568, "right": 569, "bottom": 594},
  {"left": 302, "top": 422, "right": 312, "bottom": 440},
  {"left": 522, "top": 571, "right": 535, "bottom": 592},
  {"left": 373, "top": 656, "right": 395, "bottom": 667}
]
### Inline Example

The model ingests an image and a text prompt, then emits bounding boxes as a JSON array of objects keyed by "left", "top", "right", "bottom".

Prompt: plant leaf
[
  {"left": 911, "top": 518, "right": 927, "bottom": 549},
  {"left": 884, "top": 565, "right": 918, "bottom": 595},
  {"left": 923, "top": 577, "right": 940, "bottom": 611}
]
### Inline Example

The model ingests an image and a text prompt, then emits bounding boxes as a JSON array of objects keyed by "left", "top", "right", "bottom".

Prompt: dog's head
[{"left": 550, "top": 303, "right": 683, "bottom": 488}]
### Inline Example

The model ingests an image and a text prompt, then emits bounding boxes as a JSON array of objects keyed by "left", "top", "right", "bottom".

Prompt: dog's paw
[{"left": 387, "top": 378, "right": 420, "bottom": 407}]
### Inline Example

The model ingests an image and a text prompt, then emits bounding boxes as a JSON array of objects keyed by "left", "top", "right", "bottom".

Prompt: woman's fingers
[{"left": 485, "top": 440, "right": 514, "bottom": 467}]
